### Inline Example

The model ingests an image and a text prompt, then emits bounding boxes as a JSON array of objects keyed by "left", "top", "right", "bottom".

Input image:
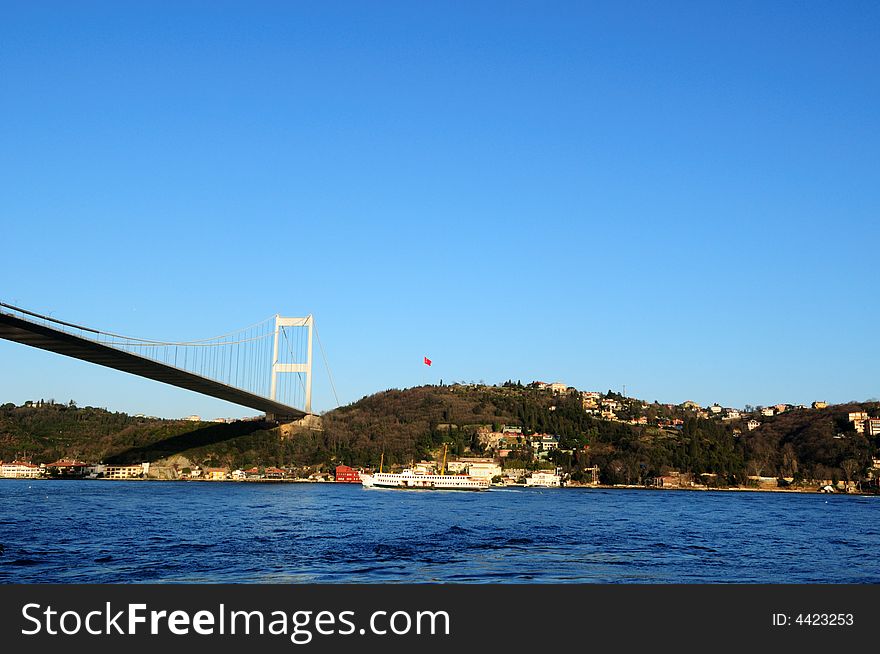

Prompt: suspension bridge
[{"left": 0, "top": 302, "right": 334, "bottom": 421}]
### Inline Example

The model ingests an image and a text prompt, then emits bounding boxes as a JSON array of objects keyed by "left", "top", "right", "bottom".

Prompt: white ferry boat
[
  {"left": 361, "top": 469, "right": 489, "bottom": 491},
  {"left": 360, "top": 446, "right": 490, "bottom": 491}
]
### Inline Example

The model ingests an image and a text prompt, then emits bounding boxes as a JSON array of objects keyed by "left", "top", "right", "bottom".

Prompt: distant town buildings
[
  {"left": 44, "top": 460, "right": 88, "bottom": 477},
  {"left": 204, "top": 467, "right": 228, "bottom": 481},
  {"left": 105, "top": 463, "right": 149, "bottom": 479},
  {"left": 525, "top": 471, "right": 561, "bottom": 487},
  {"left": 467, "top": 461, "right": 503, "bottom": 480},
  {"left": 264, "top": 467, "right": 286, "bottom": 480},
  {"left": 532, "top": 434, "right": 560, "bottom": 453},
  {"left": 0, "top": 461, "right": 41, "bottom": 478},
  {"left": 849, "top": 411, "right": 869, "bottom": 433}
]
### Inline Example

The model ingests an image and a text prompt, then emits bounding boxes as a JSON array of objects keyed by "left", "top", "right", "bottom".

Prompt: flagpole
[{"left": 423, "top": 355, "right": 433, "bottom": 387}]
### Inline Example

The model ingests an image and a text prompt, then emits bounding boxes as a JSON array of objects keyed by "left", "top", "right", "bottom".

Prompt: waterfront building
[
  {"left": 467, "top": 462, "right": 502, "bottom": 480},
  {"left": 0, "top": 461, "right": 42, "bottom": 478},
  {"left": 335, "top": 465, "right": 362, "bottom": 483},
  {"left": 86, "top": 464, "right": 106, "bottom": 478},
  {"left": 204, "top": 467, "right": 229, "bottom": 481},
  {"left": 231, "top": 469, "right": 246, "bottom": 480},
  {"left": 44, "top": 460, "right": 88, "bottom": 477},
  {"left": 105, "top": 463, "right": 149, "bottom": 479},
  {"left": 525, "top": 471, "right": 561, "bottom": 487},
  {"left": 264, "top": 467, "right": 286, "bottom": 479}
]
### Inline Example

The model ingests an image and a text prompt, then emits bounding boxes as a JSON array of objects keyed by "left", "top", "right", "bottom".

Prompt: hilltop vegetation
[
  {"left": 0, "top": 400, "right": 303, "bottom": 471},
  {"left": 0, "top": 400, "right": 201, "bottom": 463},
  {"left": 319, "top": 384, "right": 878, "bottom": 487},
  {"left": 1, "top": 386, "right": 878, "bottom": 489}
]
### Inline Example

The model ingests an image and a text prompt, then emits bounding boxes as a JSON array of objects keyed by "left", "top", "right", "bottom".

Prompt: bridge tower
[{"left": 270, "top": 314, "right": 313, "bottom": 415}]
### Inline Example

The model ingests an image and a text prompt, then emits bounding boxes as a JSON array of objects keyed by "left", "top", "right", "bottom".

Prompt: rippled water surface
[{"left": 1, "top": 479, "right": 878, "bottom": 583}]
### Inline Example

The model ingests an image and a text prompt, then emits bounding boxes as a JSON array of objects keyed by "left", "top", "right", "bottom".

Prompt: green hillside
[{"left": 1, "top": 386, "right": 878, "bottom": 489}]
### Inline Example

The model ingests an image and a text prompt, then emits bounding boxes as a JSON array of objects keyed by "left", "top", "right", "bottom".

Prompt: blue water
[{"left": 1, "top": 479, "right": 878, "bottom": 583}]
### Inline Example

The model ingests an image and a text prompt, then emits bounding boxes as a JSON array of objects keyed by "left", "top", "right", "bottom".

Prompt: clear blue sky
[{"left": 1, "top": 1, "right": 878, "bottom": 418}]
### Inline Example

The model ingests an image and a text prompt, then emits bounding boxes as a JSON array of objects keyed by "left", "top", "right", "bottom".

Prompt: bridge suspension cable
[{"left": 0, "top": 301, "right": 323, "bottom": 417}]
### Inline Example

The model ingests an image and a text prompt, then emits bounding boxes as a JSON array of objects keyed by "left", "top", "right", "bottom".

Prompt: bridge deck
[{"left": 0, "top": 312, "right": 306, "bottom": 420}]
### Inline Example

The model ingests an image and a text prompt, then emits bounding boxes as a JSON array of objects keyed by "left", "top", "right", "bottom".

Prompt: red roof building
[
  {"left": 264, "top": 467, "right": 286, "bottom": 479},
  {"left": 335, "top": 465, "right": 362, "bottom": 483}
]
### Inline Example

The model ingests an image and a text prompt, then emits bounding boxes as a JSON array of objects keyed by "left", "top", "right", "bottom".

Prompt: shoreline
[{"left": 2, "top": 476, "right": 874, "bottom": 496}]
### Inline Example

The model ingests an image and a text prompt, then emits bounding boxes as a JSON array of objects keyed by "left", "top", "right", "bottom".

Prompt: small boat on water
[{"left": 360, "top": 447, "right": 490, "bottom": 491}]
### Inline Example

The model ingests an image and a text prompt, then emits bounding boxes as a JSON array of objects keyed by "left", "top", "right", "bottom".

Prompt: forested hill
[
  {"left": 319, "top": 385, "right": 879, "bottom": 486},
  {"left": 1, "top": 387, "right": 878, "bottom": 487}
]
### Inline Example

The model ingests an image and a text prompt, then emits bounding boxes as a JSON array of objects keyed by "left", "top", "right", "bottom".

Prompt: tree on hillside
[{"left": 841, "top": 459, "right": 861, "bottom": 490}]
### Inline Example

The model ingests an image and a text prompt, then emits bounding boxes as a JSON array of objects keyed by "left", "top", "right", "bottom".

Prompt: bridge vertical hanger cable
[{"left": 314, "top": 322, "right": 341, "bottom": 409}]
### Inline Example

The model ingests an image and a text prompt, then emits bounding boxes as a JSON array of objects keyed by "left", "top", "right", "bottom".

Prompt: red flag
[{"left": 424, "top": 356, "right": 432, "bottom": 366}]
